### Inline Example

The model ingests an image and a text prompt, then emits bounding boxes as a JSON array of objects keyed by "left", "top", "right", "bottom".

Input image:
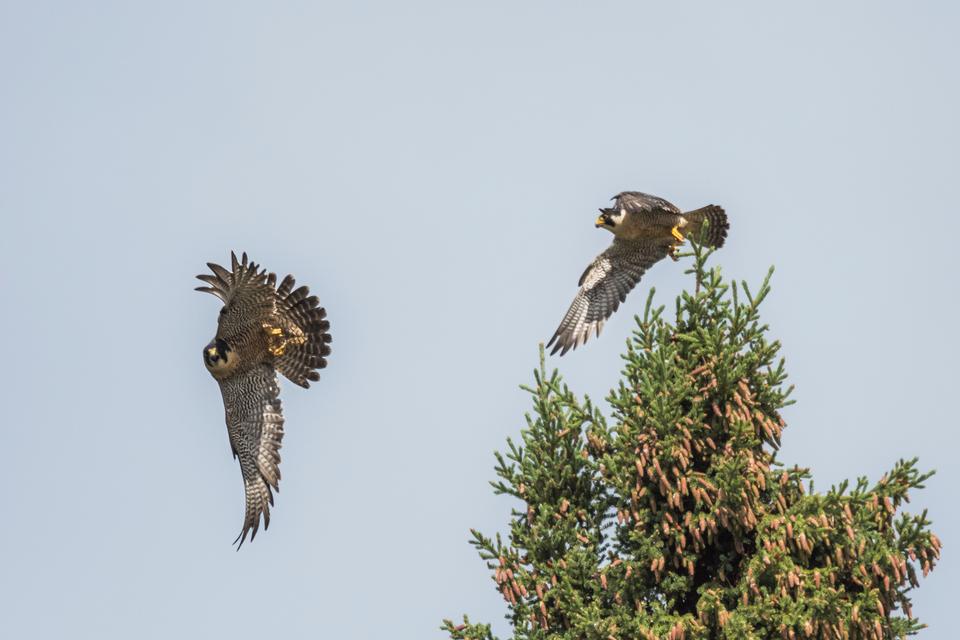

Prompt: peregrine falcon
[
  {"left": 196, "top": 252, "right": 331, "bottom": 547},
  {"left": 548, "top": 192, "right": 729, "bottom": 356}
]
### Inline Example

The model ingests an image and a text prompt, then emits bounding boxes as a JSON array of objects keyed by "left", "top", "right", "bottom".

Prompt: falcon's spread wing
[
  {"left": 217, "top": 363, "right": 284, "bottom": 547},
  {"left": 547, "top": 238, "right": 670, "bottom": 356},
  {"left": 196, "top": 252, "right": 332, "bottom": 387},
  {"left": 614, "top": 191, "right": 682, "bottom": 215},
  {"left": 195, "top": 252, "right": 277, "bottom": 342}
]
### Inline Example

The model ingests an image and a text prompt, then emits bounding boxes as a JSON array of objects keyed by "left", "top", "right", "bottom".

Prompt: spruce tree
[{"left": 444, "top": 242, "right": 940, "bottom": 640}]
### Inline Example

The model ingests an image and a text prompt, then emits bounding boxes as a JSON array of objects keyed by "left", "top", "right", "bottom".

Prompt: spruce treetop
[{"left": 444, "top": 242, "right": 940, "bottom": 640}]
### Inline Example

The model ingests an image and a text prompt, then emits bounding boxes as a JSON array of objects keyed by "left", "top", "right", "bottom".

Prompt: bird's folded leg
[
  {"left": 264, "top": 325, "right": 288, "bottom": 357},
  {"left": 670, "top": 225, "right": 685, "bottom": 243}
]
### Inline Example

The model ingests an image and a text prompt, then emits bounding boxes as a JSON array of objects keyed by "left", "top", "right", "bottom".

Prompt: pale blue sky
[{"left": 1, "top": 2, "right": 957, "bottom": 638}]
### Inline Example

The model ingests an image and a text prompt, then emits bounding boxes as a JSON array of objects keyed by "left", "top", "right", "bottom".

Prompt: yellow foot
[
  {"left": 264, "top": 325, "right": 288, "bottom": 357},
  {"left": 670, "top": 225, "right": 685, "bottom": 243}
]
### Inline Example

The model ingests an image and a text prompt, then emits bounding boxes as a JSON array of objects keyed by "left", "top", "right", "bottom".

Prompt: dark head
[
  {"left": 595, "top": 207, "right": 623, "bottom": 233},
  {"left": 203, "top": 338, "right": 236, "bottom": 377}
]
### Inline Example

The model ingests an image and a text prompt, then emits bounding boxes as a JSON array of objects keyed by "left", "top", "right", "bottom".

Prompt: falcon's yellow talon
[
  {"left": 671, "top": 225, "right": 685, "bottom": 243},
  {"left": 264, "top": 324, "right": 289, "bottom": 356}
]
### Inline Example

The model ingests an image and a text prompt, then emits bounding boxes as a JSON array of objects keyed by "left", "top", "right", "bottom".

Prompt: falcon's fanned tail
[
  {"left": 273, "top": 274, "right": 332, "bottom": 388},
  {"left": 683, "top": 205, "right": 729, "bottom": 248}
]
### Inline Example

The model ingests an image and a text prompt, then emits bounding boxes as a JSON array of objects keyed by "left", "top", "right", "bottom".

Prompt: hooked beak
[{"left": 595, "top": 208, "right": 611, "bottom": 228}]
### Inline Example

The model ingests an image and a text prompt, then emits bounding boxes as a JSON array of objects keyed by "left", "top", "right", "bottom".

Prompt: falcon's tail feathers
[
  {"left": 274, "top": 274, "right": 332, "bottom": 388},
  {"left": 234, "top": 475, "right": 274, "bottom": 550},
  {"left": 683, "top": 205, "right": 729, "bottom": 248}
]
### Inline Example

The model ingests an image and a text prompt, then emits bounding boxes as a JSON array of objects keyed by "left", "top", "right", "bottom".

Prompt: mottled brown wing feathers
[
  {"left": 614, "top": 191, "right": 681, "bottom": 215},
  {"left": 547, "top": 239, "right": 669, "bottom": 356},
  {"left": 195, "top": 251, "right": 277, "bottom": 340},
  {"left": 218, "top": 363, "right": 285, "bottom": 549}
]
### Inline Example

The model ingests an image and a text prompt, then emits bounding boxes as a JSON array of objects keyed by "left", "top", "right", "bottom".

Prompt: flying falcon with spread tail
[
  {"left": 548, "top": 191, "right": 729, "bottom": 356},
  {"left": 196, "top": 252, "right": 331, "bottom": 547}
]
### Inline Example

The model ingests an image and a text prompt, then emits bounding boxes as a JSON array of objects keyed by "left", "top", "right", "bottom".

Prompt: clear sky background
[{"left": 1, "top": 2, "right": 957, "bottom": 638}]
